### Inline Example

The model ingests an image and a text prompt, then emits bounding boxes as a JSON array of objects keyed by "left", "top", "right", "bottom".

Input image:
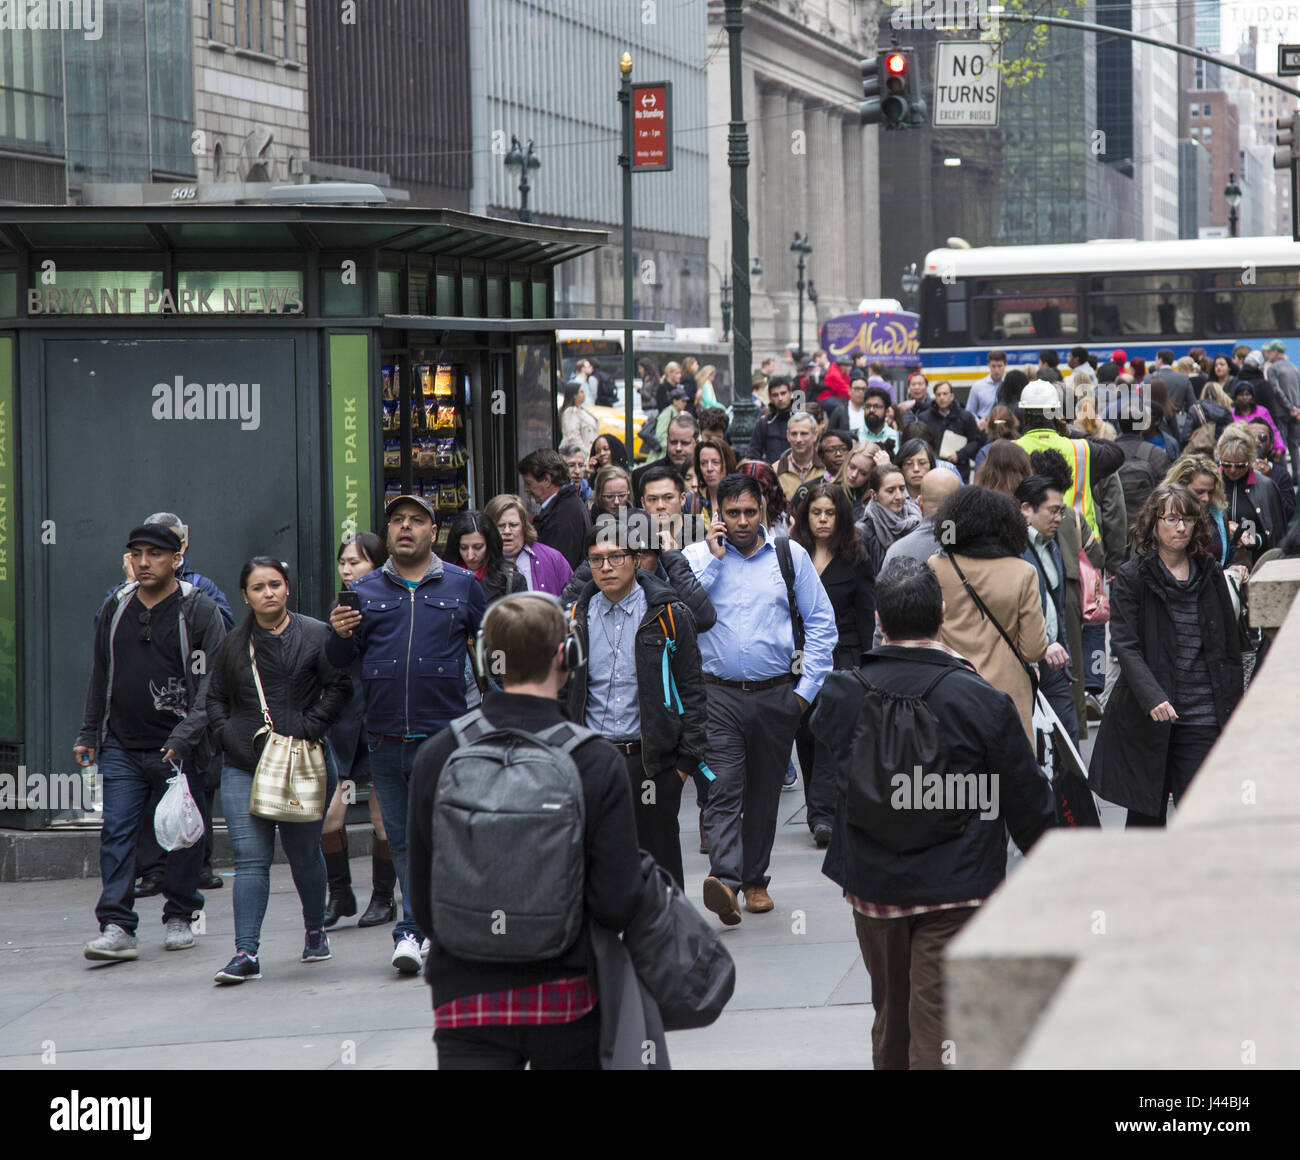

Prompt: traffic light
[
  {"left": 860, "top": 57, "right": 881, "bottom": 126},
  {"left": 1276, "top": 109, "right": 1298, "bottom": 170},
  {"left": 880, "top": 48, "right": 913, "bottom": 128}
]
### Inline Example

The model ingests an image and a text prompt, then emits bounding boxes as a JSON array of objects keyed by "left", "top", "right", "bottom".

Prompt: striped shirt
[{"left": 1159, "top": 560, "right": 1217, "bottom": 725}]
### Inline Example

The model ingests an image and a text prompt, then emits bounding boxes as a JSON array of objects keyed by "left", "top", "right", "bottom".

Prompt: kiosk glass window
[
  {"left": 378, "top": 270, "right": 400, "bottom": 315},
  {"left": 486, "top": 277, "right": 504, "bottom": 318},
  {"left": 176, "top": 270, "right": 303, "bottom": 313},
  {"left": 532, "top": 282, "right": 548, "bottom": 318},
  {"left": 515, "top": 340, "right": 554, "bottom": 466},
  {"left": 435, "top": 274, "right": 456, "bottom": 314},
  {"left": 408, "top": 271, "right": 429, "bottom": 314},
  {"left": 322, "top": 268, "right": 364, "bottom": 316},
  {"left": 28, "top": 270, "right": 164, "bottom": 314},
  {"left": 461, "top": 274, "right": 482, "bottom": 316},
  {"left": 0, "top": 272, "right": 15, "bottom": 317}
]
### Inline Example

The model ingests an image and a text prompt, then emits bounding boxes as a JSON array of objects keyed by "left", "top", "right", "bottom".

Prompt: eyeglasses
[
  {"left": 1159, "top": 515, "right": 1190, "bottom": 528},
  {"left": 138, "top": 610, "right": 151, "bottom": 643},
  {"left": 587, "top": 552, "right": 630, "bottom": 569},
  {"left": 602, "top": 491, "right": 630, "bottom": 502}
]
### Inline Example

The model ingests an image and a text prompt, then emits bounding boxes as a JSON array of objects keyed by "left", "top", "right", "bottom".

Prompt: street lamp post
[
  {"left": 707, "top": 247, "right": 734, "bottom": 341},
  {"left": 791, "top": 232, "right": 813, "bottom": 359},
  {"left": 900, "top": 262, "right": 920, "bottom": 312},
  {"left": 1225, "top": 171, "right": 1242, "bottom": 237},
  {"left": 503, "top": 136, "right": 540, "bottom": 223},
  {"left": 723, "top": 0, "right": 752, "bottom": 439}
]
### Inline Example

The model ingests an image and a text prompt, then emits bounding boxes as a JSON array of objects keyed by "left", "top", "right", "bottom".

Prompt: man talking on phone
[
  {"left": 327, "top": 495, "right": 486, "bottom": 975},
  {"left": 682, "top": 474, "right": 837, "bottom": 925}
]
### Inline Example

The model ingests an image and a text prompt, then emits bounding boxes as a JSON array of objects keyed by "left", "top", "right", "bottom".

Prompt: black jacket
[
  {"left": 533, "top": 482, "right": 593, "bottom": 570},
  {"left": 748, "top": 405, "right": 792, "bottom": 463},
  {"left": 1223, "top": 468, "right": 1288, "bottom": 557},
  {"left": 592, "top": 369, "right": 616, "bottom": 407},
  {"left": 563, "top": 572, "right": 709, "bottom": 776},
  {"left": 812, "top": 646, "right": 1054, "bottom": 907},
  {"left": 205, "top": 615, "right": 352, "bottom": 772},
  {"left": 815, "top": 551, "right": 876, "bottom": 663},
  {"left": 561, "top": 548, "right": 716, "bottom": 632},
  {"left": 915, "top": 400, "right": 982, "bottom": 477},
  {"left": 1088, "top": 554, "right": 1243, "bottom": 815},
  {"left": 408, "top": 691, "right": 642, "bottom": 1006},
  {"left": 78, "top": 579, "right": 227, "bottom": 763}
]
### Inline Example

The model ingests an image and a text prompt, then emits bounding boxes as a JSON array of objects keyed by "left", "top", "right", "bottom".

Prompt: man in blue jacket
[{"left": 327, "top": 494, "right": 486, "bottom": 975}]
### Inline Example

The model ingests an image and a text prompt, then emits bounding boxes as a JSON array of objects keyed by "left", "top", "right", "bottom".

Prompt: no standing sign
[{"left": 632, "top": 81, "right": 673, "bottom": 171}]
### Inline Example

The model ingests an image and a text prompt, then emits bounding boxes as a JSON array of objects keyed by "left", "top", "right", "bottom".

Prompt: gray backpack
[{"left": 430, "top": 710, "right": 592, "bottom": 963}]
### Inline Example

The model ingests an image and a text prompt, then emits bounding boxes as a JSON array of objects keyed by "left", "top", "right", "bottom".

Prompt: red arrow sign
[{"left": 632, "top": 81, "right": 673, "bottom": 172}]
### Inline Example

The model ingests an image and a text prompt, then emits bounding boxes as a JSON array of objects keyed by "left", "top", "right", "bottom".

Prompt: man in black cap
[
  {"left": 76, "top": 524, "right": 228, "bottom": 962},
  {"left": 327, "top": 494, "right": 487, "bottom": 975}
]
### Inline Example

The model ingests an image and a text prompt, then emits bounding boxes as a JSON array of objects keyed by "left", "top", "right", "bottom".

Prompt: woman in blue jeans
[{"left": 205, "top": 557, "right": 351, "bottom": 983}]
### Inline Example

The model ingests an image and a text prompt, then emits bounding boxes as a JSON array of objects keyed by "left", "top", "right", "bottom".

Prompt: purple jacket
[{"left": 515, "top": 542, "right": 573, "bottom": 596}]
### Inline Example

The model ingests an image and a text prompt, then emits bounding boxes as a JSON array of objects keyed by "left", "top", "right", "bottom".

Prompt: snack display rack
[{"left": 381, "top": 359, "right": 470, "bottom": 549}]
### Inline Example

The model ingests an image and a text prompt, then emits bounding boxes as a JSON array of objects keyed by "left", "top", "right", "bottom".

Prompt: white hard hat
[{"left": 1018, "top": 380, "right": 1061, "bottom": 411}]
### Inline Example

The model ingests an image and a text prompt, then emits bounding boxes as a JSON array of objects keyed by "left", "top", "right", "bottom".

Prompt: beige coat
[{"left": 928, "top": 552, "right": 1049, "bottom": 740}]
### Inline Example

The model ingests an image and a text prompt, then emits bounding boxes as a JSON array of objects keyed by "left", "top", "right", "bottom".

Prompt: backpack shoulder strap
[
  {"left": 537, "top": 718, "right": 599, "bottom": 756},
  {"left": 943, "top": 552, "right": 1039, "bottom": 697},
  {"left": 449, "top": 709, "right": 489, "bottom": 747},
  {"left": 774, "top": 536, "right": 805, "bottom": 653},
  {"left": 918, "top": 664, "right": 959, "bottom": 700},
  {"left": 1133, "top": 440, "right": 1157, "bottom": 464}
]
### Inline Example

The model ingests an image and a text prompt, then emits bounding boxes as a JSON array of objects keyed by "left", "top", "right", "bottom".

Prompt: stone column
[{"left": 842, "top": 115, "right": 865, "bottom": 306}]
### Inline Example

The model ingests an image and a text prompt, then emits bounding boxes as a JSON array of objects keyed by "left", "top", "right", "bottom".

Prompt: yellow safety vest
[{"left": 1016, "top": 427, "right": 1099, "bottom": 538}]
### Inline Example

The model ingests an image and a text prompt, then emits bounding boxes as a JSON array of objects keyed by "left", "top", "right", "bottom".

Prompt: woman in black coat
[
  {"left": 1216, "top": 424, "right": 1288, "bottom": 564},
  {"left": 790, "top": 482, "right": 876, "bottom": 848},
  {"left": 1088, "top": 485, "right": 1244, "bottom": 827},
  {"left": 205, "top": 557, "right": 352, "bottom": 982}
]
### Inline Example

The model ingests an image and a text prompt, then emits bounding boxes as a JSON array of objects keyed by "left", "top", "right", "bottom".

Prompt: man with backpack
[
  {"left": 76, "top": 524, "right": 228, "bottom": 961},
  {"left": 1113, "top": 407, "right": 1167, "bottom": 538},
  {"left": 811, "top": 559, "right": 1054, "bottom": 1070},
  {"left": 682, "top": 473, "right": 837, "bottom": 925},
  {"left": 406, "top": 592, "right": 643, "bottom": 1070}
]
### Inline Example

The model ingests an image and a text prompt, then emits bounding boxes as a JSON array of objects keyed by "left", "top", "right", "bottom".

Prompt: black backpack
[
  {"left": 845, "top": 664, "right": 974, "bottom": 853},
  {"left": 1117, "top": 442, "right": 1159, "bottom": 527}
]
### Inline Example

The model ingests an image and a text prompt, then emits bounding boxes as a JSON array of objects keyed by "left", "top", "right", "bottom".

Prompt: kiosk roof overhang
[{"left": 0, "top": 206, "right": 609, "bottom": 266}]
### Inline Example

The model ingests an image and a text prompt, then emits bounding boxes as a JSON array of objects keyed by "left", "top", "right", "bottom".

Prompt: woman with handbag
[
  {"left": 1088, "top": 486, "right": 1244, "bottom": 827},
  {"left": 205, "top": 557, "right": 352, "bottom": 983}
]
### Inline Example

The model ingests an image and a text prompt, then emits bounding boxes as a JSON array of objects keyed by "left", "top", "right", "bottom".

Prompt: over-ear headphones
[{"left": 474, "top": 591, "right": 586, "bottom": 678}]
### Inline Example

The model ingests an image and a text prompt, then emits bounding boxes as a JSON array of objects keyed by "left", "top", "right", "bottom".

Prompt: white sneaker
[
  {"left": 84, "top": 924, "right": 139, "bottom": 961},
  {"left": 420, "top": 937, "right": 431, "bottom": 961},
  {"left": 392, "top": 934, "right": 422, "bottom": 974},
  {"left": 164, "top": 919, "right": 196, "bottom": 951}
]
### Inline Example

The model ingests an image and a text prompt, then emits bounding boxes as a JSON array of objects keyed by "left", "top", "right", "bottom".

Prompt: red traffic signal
[{"left": 885, "top": 52, "right": 907, "bottom": 74}]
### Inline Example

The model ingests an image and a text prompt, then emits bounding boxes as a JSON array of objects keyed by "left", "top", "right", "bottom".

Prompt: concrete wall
[{"left": 946, "top": 559, "right": 1300, "bottom": 1069}]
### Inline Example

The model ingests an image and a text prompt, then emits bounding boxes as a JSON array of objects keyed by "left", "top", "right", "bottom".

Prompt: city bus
[{"left": 917, "top": 236, "right": 1300, "bottom": 400}]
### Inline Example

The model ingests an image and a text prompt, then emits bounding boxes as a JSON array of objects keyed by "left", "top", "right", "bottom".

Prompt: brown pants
[{"left": 853, "top": 906, "right": 979, "bottom": 1070}]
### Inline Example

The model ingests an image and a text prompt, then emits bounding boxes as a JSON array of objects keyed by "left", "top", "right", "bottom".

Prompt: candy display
[{"left": 381, "top": 360, "right": 470, "bottom": 523}]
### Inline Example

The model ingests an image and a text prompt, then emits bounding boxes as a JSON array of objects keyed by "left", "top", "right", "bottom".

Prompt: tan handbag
[{"left": 247, "top": 640, "right": 328, "bottom": 823}]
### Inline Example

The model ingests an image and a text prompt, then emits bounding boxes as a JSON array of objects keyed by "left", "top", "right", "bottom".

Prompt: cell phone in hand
[{"left": 337, "top": 590, "right": 361, "bottom": 611}]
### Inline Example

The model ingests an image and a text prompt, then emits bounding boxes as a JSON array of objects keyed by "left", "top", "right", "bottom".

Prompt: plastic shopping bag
[{"left": 154, "top": 761, "right": 205, "bottom": 851}]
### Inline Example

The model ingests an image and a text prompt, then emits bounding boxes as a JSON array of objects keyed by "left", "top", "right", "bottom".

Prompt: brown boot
[
  {"left": 702, "top": 876, "right": 742, "bottom": 926},
  {"left": 744, "top": 885, "right": 774, "bottom": 913}
]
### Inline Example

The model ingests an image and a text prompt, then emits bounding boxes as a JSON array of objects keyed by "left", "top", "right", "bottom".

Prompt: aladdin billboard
[{"left": 819, "top": 310, "right": 919, "bottom": 366}]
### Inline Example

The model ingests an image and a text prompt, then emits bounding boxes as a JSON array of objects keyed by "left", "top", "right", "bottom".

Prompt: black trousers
[
  {"left": 435, "top": 1008, "right": 601, "bottom": 1070},
  {"left": 796, "top": 647, "right": 857, "bottom": 832},
  {"left": 1125, "top": 723, "right": 1219, "bottom": 828},
  {"left": 621, "top": 748, "right": 685, "bottom": 889}
]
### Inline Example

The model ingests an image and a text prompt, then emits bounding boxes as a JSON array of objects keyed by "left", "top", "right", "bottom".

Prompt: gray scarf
[{"left": 863, "top": 497, "right": 921, "bottom": 548}]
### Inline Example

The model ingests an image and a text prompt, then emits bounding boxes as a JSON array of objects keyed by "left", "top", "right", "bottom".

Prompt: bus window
[
  {"left": 1205, "top": 269, "right": 1300, "bottom": 337},
  {"left": 1089, "top": 273, "right": 1195, "bottom": 339},
  {"left": 971, "top": 277, "right": 1079, "bottom": 342},
  {"left": 920, "top": 278, "right": 969, "bottom": 345}
]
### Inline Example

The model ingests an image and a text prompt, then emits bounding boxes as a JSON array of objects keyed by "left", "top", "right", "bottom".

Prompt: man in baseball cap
[
  {"left": 327, "top": 491, "right": 486, "bottom": 976},
  {"left": 77, "top": 523, "right": 228, "bottom": 962}
]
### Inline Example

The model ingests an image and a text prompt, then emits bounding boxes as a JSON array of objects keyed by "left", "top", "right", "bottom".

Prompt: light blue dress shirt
[
  {"left": 682, "top": 528, "right": 837, "bottom": 703},
  {"left": 584, "top": 582, "right": 647, "bottom": 739},
  {"left": 966, "top": 374, "right": 1000, "bottom": 422}
]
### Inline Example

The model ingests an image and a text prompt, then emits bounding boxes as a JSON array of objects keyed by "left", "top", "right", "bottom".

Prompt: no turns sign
[{"left": 933, "top": 41, "right": 1000, "bottom": 128}]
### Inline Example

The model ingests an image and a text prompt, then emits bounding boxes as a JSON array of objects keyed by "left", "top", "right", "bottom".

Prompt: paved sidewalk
[{"left": 0, "top": 727, "right": 1118, "bottom": 1070}]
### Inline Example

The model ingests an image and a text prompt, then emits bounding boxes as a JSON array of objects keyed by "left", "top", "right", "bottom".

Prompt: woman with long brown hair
[
  {"left": 1089, "top": 484, "right": 1243, "bottom": 827},
  {"left": 973, "top": 438, "right": 1032, "bottom": 497}
]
